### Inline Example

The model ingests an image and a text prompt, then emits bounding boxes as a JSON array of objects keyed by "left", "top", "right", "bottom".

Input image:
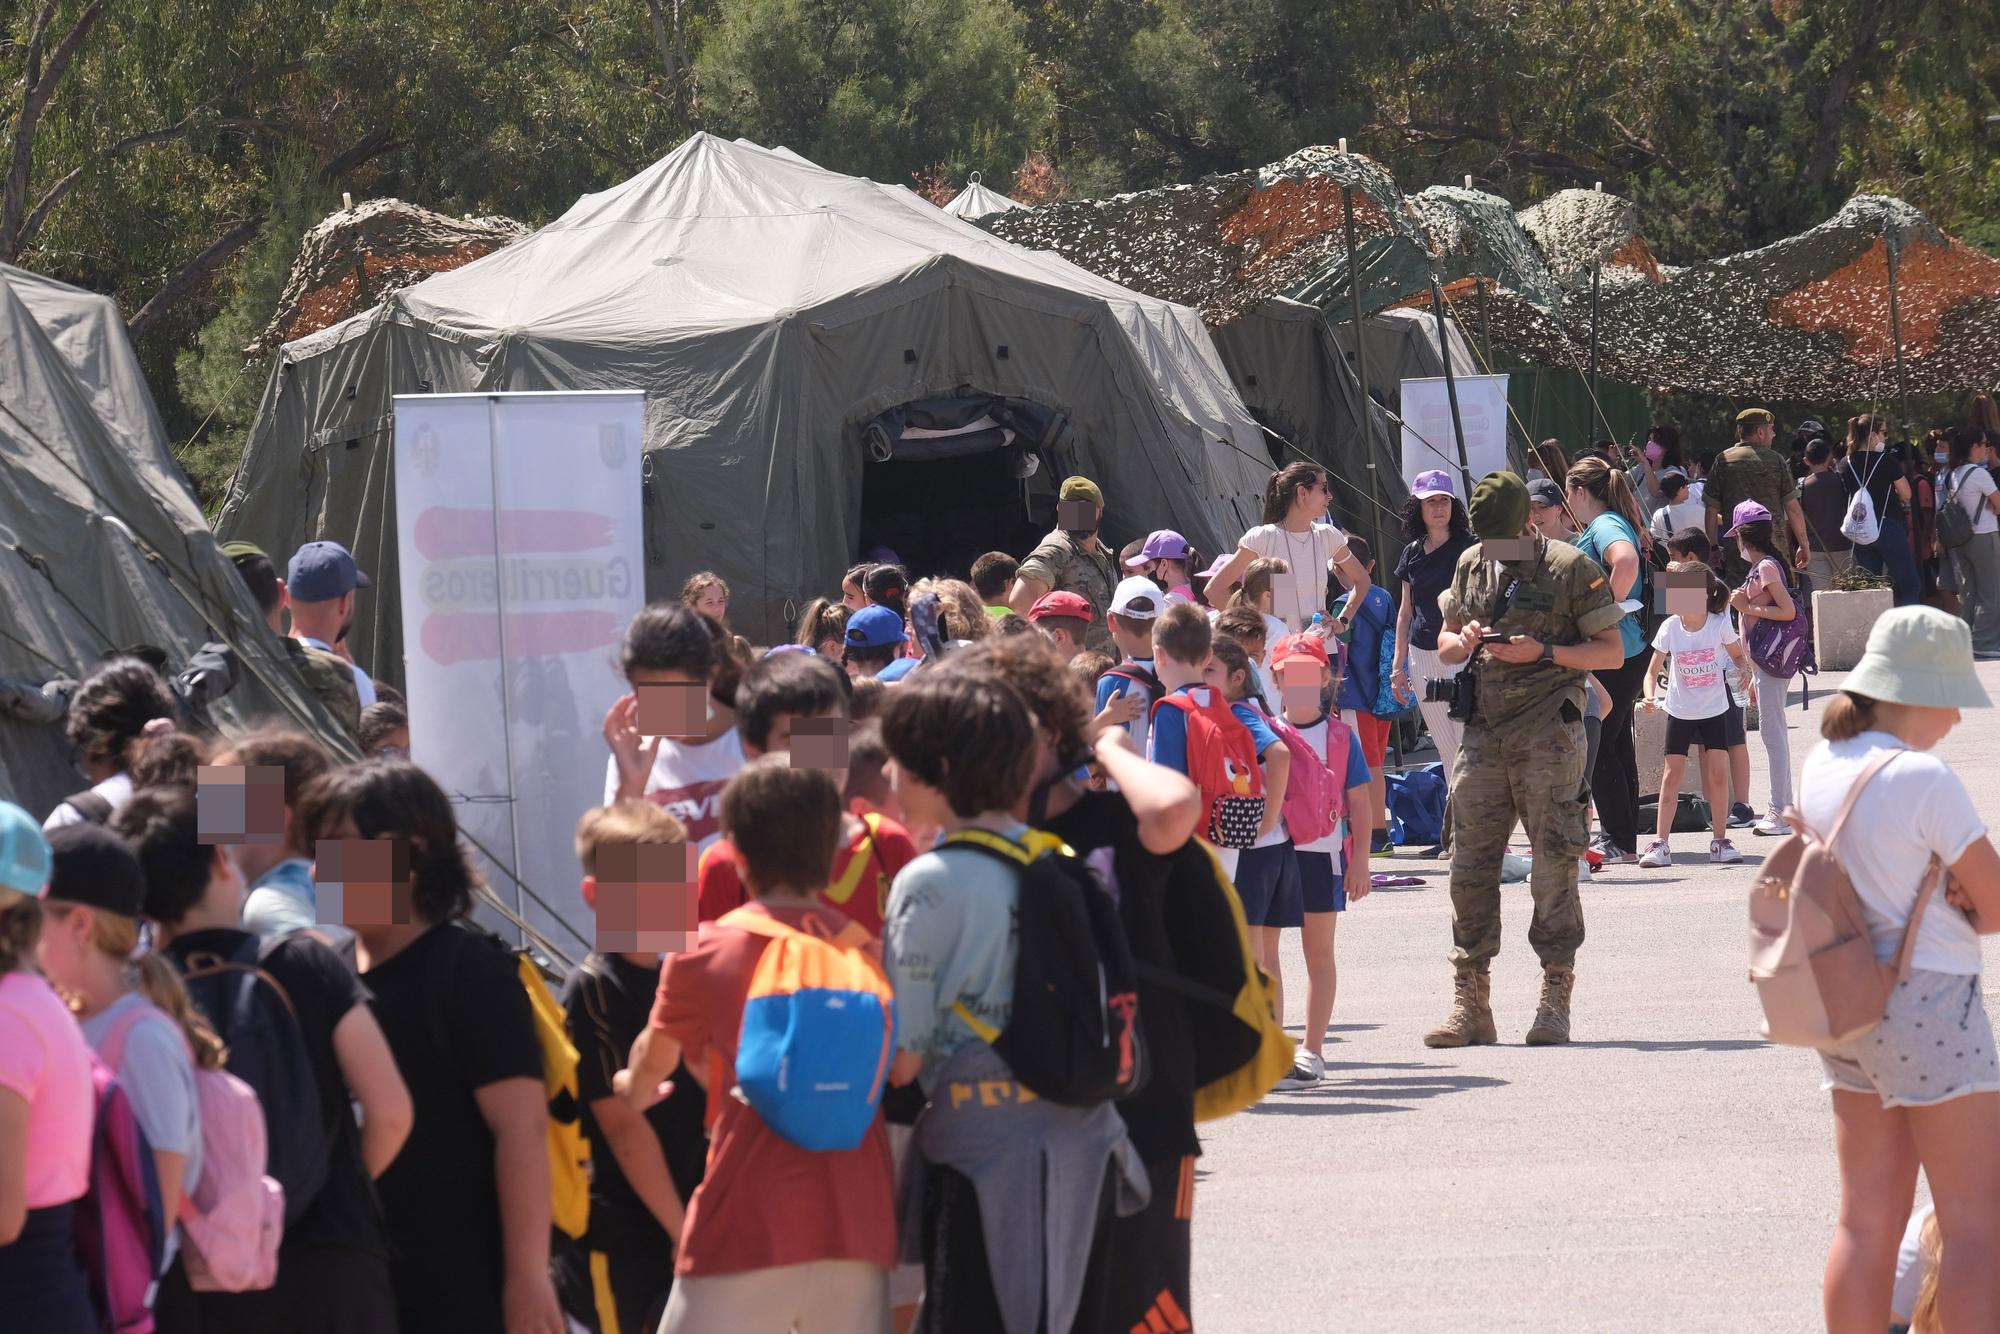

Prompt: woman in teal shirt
[{"left": 1566, "top": 456, "right": 1651, "bottom": 863}]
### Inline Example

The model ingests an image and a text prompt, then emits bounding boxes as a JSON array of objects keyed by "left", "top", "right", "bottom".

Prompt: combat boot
[
  {"left": 1422, "top": 966, "right": 1497, "bottom": 1048},
  {"left": 1524, "top": 964, "right": 1576, "bottom": 1046}
]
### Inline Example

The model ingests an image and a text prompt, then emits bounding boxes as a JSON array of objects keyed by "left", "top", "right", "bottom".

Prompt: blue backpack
[
  {"left": 722, "top": 908, "right": 897, "bottom": 1152},
  {"left": 1385, "top": 764, "right": 1449, "bottom": 847},
  {"left": 1335, "top": 587, "right": 1412, "bottom": 717}
]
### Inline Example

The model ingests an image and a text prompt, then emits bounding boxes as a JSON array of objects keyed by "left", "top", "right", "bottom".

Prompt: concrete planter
[{"left": 1813, "top": 587, "right": 1894, "bottom": 672}]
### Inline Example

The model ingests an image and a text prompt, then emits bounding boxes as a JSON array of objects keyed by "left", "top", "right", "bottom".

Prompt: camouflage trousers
[{"left": 1447, "top": 714, "right": 1590, "bottom": 971}]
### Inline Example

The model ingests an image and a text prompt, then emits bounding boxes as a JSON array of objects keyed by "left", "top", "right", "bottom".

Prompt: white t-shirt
[
  {"left": 601, "top": 726, "right": 748, "bottom": 852},
  {"left": 1798, "top": 734, "right": 1985, "bottom": 975},
  {"left": 1945, "top": 464, "right": 1999, "bottom": 536},
  {"left": 42, "top": 771, "right": 135, "bottom": 830},
  {"left": 1238, "top": 522, "right": 1351, "bottom": 633},
  {"left": 1650, "top": 613, "right": 1739, "bottom": 721},
  {"left": 1649, "top": 499, "right": 1707, "bottom": 543}
]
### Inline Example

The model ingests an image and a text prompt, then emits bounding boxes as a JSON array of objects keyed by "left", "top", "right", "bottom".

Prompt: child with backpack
[
  {"left": 1332, "top": 535, "right": 1402, "bottom": 855},
  {"left": 879, "top": 671, "right": 1147, "bottom": 1334},
  {"left": 0, "top": 804, "right": 99, "bottom": 1334},
  {"left": 562, "top": 802, "right": 708, "bottom": 1334},
  {"left": 618, "top": 757, "right": 897, "bottom": 1333},
  {"left": 1788, "top": 608, "right": 2000, "bottom": 1328},
  {"left": 1723, "top": 502, "right": 1801, "bottom": 837},
  {"left": 36, "top": 823, "right": 217, "bottom": 1329},
  {"left": 116, "top": 783, "right": 415, "bottom": 1334},
  {"left": 696, "top": 652, "right": 917, "bottom": 934},
  {"left": 1095, "top": 576, "right": 1169, "bottom": 753},
  {"left": 1636, "top": 562, "right": 1754, "bottom": 866},
  {"left": 1207, "top": 635, "right": 1296, "bottom": 1019},
  {"left": 1264, "top": 635, "right": 1375, "bottom": 1089},
  {"left": 289, "top": 764, "right": 558, "bottom": 1334},
  {"left": 1147, "top": 603, "right": 1275, "bottom": 888}
]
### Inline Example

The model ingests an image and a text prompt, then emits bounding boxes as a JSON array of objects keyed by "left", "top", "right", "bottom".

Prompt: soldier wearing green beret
[{"left": 1422, "top": 473, "right": 1627, "bottom": 1047}]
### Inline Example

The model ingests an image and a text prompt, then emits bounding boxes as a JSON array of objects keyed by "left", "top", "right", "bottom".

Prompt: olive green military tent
[
  {"left": 217, "top": 133, "right": 1271, "bottom": 672},
  {"left": 0, "top": 265, "right": 344, "bottom": 817}
]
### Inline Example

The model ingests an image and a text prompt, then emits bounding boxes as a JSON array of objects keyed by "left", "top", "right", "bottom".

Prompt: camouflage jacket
[
  {"left": 284, "top": 636, "right": 362, "bottom": 743},
  {"left": 1704, "top": 445, "right": 1799, "bottom": 563},
  {"left": 1017, "top": 528, "right": 1118, "bottom": 653},
  {"left": 1437, "top": 535, "right": 1625, "bottom": 738}
]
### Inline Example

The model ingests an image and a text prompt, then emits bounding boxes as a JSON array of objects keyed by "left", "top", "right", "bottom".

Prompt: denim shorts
[
  {"left": 1296, "top": 849, "right": 1346, "bottom": 914},
  {"left": 1819, "top": 969, "right": 2000, "bottom": 1108},
  {"left": 1234, "top": 841, "right": 1303, "bottom": 928}
]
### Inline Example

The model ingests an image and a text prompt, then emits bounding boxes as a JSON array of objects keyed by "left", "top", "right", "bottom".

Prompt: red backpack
[
  {"left": 1266, "top": 711, "right": 1348, "bottom": 848},
  {"left": 1152, "top": 687, "right": 1266, "bottom": 848}
]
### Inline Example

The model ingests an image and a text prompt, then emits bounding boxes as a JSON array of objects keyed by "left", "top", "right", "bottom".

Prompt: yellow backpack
[
  {"left": 515, "top": 952, "right": 592, "bottom": 1240},
  {"left": 1153, "top": 840, "right": 1294, "bottom": 1121}
]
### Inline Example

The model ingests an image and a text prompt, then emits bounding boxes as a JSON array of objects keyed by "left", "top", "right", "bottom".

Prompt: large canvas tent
[
  {"left": 217, "top": 133, "right": 1270, "bottom": 669},
  {"left": 0, "top": 265, "right": 344, "bottom": 817}
]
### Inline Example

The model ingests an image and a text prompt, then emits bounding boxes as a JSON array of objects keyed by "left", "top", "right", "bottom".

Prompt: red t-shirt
[
  {"left": 647, "top": 902, "right": 897, "bottom": 1277},
  {"left": 695, "top": 812, "right": 917, "bottom": 937}
]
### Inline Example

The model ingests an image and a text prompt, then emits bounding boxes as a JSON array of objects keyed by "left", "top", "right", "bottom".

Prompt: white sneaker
[
  {"left": 1753, "top": 813, "right": 1791, "bottom": 837},
  {"left": 1710, "top": 838, "right": 1745, "bottom": 864},
  {"left": 1638, "top": 839, "right": 1673, "bottom": 868},
  {"left": 1275, "top": 1049, "right": 1325, "bottom": 1089}
]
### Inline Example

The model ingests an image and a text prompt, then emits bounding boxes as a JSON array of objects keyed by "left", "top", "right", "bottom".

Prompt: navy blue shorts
[
  {"left": 1234, "top": 841, "right": 1303, "bottom": 927},
  {"left": 1296, "top": 849, "right": 1346, "bottom": 913}
]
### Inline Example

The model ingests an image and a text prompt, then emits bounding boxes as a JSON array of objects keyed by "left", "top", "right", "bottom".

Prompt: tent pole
[
  {"left": 1427, "top": 275, "right": 1474, "bottom": 493},
  {"left": 1884, "top": 217, "right": 1911, "bottom": 433},
  {"left": 1588, "top": 258, "right": 1603, "bottom": 440},
  {"left": 1340, "top": 181, "right": 1390, "bottom": 561}
]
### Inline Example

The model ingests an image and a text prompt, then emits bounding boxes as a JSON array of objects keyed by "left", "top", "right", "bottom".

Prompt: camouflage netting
[
  {"left": 992, "top": 152, "right": 2000, "bottom": 398},
  {"left": 255, "top": 199, "right": 528, "bottom": 355},
  {"left": 986, "top": 147, "right": 1425, "bottom": 323}
]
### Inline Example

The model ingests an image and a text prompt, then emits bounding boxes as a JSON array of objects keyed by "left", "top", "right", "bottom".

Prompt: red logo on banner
[{"left": 415, "top": 506, "right": 630, "bottom": 666}]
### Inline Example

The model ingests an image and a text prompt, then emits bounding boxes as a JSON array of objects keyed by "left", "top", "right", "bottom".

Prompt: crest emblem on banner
[
  {"left": 412, "top": 426, "right": 440, "bottom": 480},
  {"left": 599, "top": 422, "right": 627, "bottom": 471}
]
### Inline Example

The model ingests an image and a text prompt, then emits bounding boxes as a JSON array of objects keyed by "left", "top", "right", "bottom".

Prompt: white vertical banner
[
  {"left": 1400, "top": 374, "right": 1510, "bottom": 489},
  {"left": 394, "top": 391, "right": 645, "bottom": 955}
]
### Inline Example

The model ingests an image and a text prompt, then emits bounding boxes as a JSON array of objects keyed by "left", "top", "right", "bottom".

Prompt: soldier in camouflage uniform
[
  {"left": 1008, "top": 474, "right": 1119, "bottom": 654},
  {"left": 1703, "top": 407, "right": 1810, "bottom": 584},
  {"left": 1423, "top": 474, "right": 1628, "bottom": 1047}
]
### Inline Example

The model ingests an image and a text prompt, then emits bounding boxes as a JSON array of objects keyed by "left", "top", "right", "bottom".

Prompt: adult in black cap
[
  {"left": 286, "top": 540, "right": 379, "bottom": 708},
  {"left": 1425, "top": 473, "right": 1627, "bottom": 1049}
]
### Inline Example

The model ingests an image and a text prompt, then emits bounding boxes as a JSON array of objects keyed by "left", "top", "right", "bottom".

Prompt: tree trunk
[
  {"left": 644, "top": 0, "right": 678, "bottom": 90},
  {"left": 2, "top": 0, "right": 110, "bottom": 262},
  {"left": 127, "top": 213, "right": 265, "bottom": 338}
]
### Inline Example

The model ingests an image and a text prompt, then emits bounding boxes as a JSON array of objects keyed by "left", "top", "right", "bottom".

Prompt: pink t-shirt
[{"left": 0, "top": 970, "right": 95, "bottom": 1207}]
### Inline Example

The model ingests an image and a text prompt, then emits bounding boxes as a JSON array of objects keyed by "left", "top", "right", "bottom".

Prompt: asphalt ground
[{"left": 1189, "top": 659, "right": 2000, "bottom": 1332}]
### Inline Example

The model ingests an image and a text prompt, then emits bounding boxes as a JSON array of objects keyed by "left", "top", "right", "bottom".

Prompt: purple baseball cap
[
  {"left": 1125, "top": 529, "right": 1193, "bottom": 569},
  {"left": 1723, "top": 499, "right": 1773, "bottom": 535},
  {"left": 1412, "top": 469, "right": 1455, "bottom": 500}
]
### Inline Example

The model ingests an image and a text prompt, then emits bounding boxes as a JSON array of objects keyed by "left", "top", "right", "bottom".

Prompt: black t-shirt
[
  {"left": 1043, "top": 791, "right": 1199, "bottom": 1166},
  {"left": 162, "top": 928, "right": 386, "bottom": 1262},
  {"left": 560, "top": 952, "right": 709, "bottom": 1242},
  {"left": 1394, "top": 533, "right": 1476, "bottom": 651},
  {"left": 1844, "top": 452, "right": 1906, "bottom": 528},
  {"left": 362, "top": 923, "right": 541, "bottom": 1334}
]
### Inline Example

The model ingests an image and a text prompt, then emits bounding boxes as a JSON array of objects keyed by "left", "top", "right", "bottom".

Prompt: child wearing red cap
[
  {"left": 1267, "top": 634, "right": 1374, "bottom": 1089},
  {"left": 1028, "top": 590, "right": 1095, "bottom": 658}
]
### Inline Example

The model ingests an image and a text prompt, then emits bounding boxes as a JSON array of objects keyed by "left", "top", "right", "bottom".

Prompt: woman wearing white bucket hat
[{"left": 1799, "top": 607, "right": 2000, "bottom": 1331}]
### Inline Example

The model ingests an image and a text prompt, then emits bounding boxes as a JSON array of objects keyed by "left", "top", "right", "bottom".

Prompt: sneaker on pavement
[
  {"left": 1728, "top": 802, "right": 1756, "bottom": 829},
  {"left": 1753, "top": 812, "right": 1791, "bottom": 837},
  {"left": 1710, "top": 838, "right": 1745, "bottom": 864},
  {"left": 1598, "top": 845, "right": 1641, "bottom": 866},
  {"left": 1275, "top": 1049, "right": 1325, "bottom": 1090},
  {"left": 1637, "top": 839, "right": 1673, "bottom": 869}
]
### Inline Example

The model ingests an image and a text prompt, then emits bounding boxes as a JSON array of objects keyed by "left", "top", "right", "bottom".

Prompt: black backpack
[
  {"left": 180, "top": 936, "right": 333, "bottom": 1226},
  {"left": 59, "top": 790, "right": 115, "bottom": 825},
  {"left": 944, "top": 830, "right": 1147, "bottom": 1107}
]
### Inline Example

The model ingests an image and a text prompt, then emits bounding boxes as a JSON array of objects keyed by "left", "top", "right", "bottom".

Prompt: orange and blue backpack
[{"left": 722, "top": 907, "right": 897, "bottom": 1151}]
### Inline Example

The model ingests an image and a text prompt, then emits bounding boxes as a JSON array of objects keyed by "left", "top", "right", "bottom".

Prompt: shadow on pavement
[
  {"left": 1251, "top": 1070, "right": 1508, "bottom": 1116},
  {"left": 1560, "top": 1039, "right": 1770, "bottom": 1052}
]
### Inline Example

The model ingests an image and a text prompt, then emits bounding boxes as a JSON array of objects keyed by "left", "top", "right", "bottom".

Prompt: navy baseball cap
[
  {"left": 286, "top": 541, "right": 371, "bottom": 603},
  {"left": 844, "top": 605, "right": 906, "bottom": 650}
]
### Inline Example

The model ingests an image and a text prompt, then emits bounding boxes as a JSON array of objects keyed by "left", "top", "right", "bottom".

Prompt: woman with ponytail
[
  {"left": 1207, "top": 462, "right": 1373, "bottom": 634},
  {"left": 0, "top": 804, "right": 97, "bottom": 1334},
  {"left": 1566, "top": 456, "right": 1653, "bottom": 863},
  {"left": 295, "top": 762, "right": 562, "bottom": 1334},
  {"left": 37, "top": 821, "right": 216, "bottom": 1331}
]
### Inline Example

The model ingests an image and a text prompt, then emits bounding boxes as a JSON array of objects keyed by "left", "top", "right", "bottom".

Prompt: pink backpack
[
  {"left": 1265, "top": 711, "right": 1346, "bottom": 848},
  {"left": 102, "top": 1004, "right": 285, "bottom": 1293},
  {"left": 74, "top": 1053, "right": 166, "bottom": 1334}
]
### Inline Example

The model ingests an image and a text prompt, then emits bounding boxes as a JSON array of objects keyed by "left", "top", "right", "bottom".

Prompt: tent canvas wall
[
  {"left": 217, "top": 133, "right": 1270, "bottom": 674},
  {"left": 0, "top": 265, "right": 344, "bottom": 817}
]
